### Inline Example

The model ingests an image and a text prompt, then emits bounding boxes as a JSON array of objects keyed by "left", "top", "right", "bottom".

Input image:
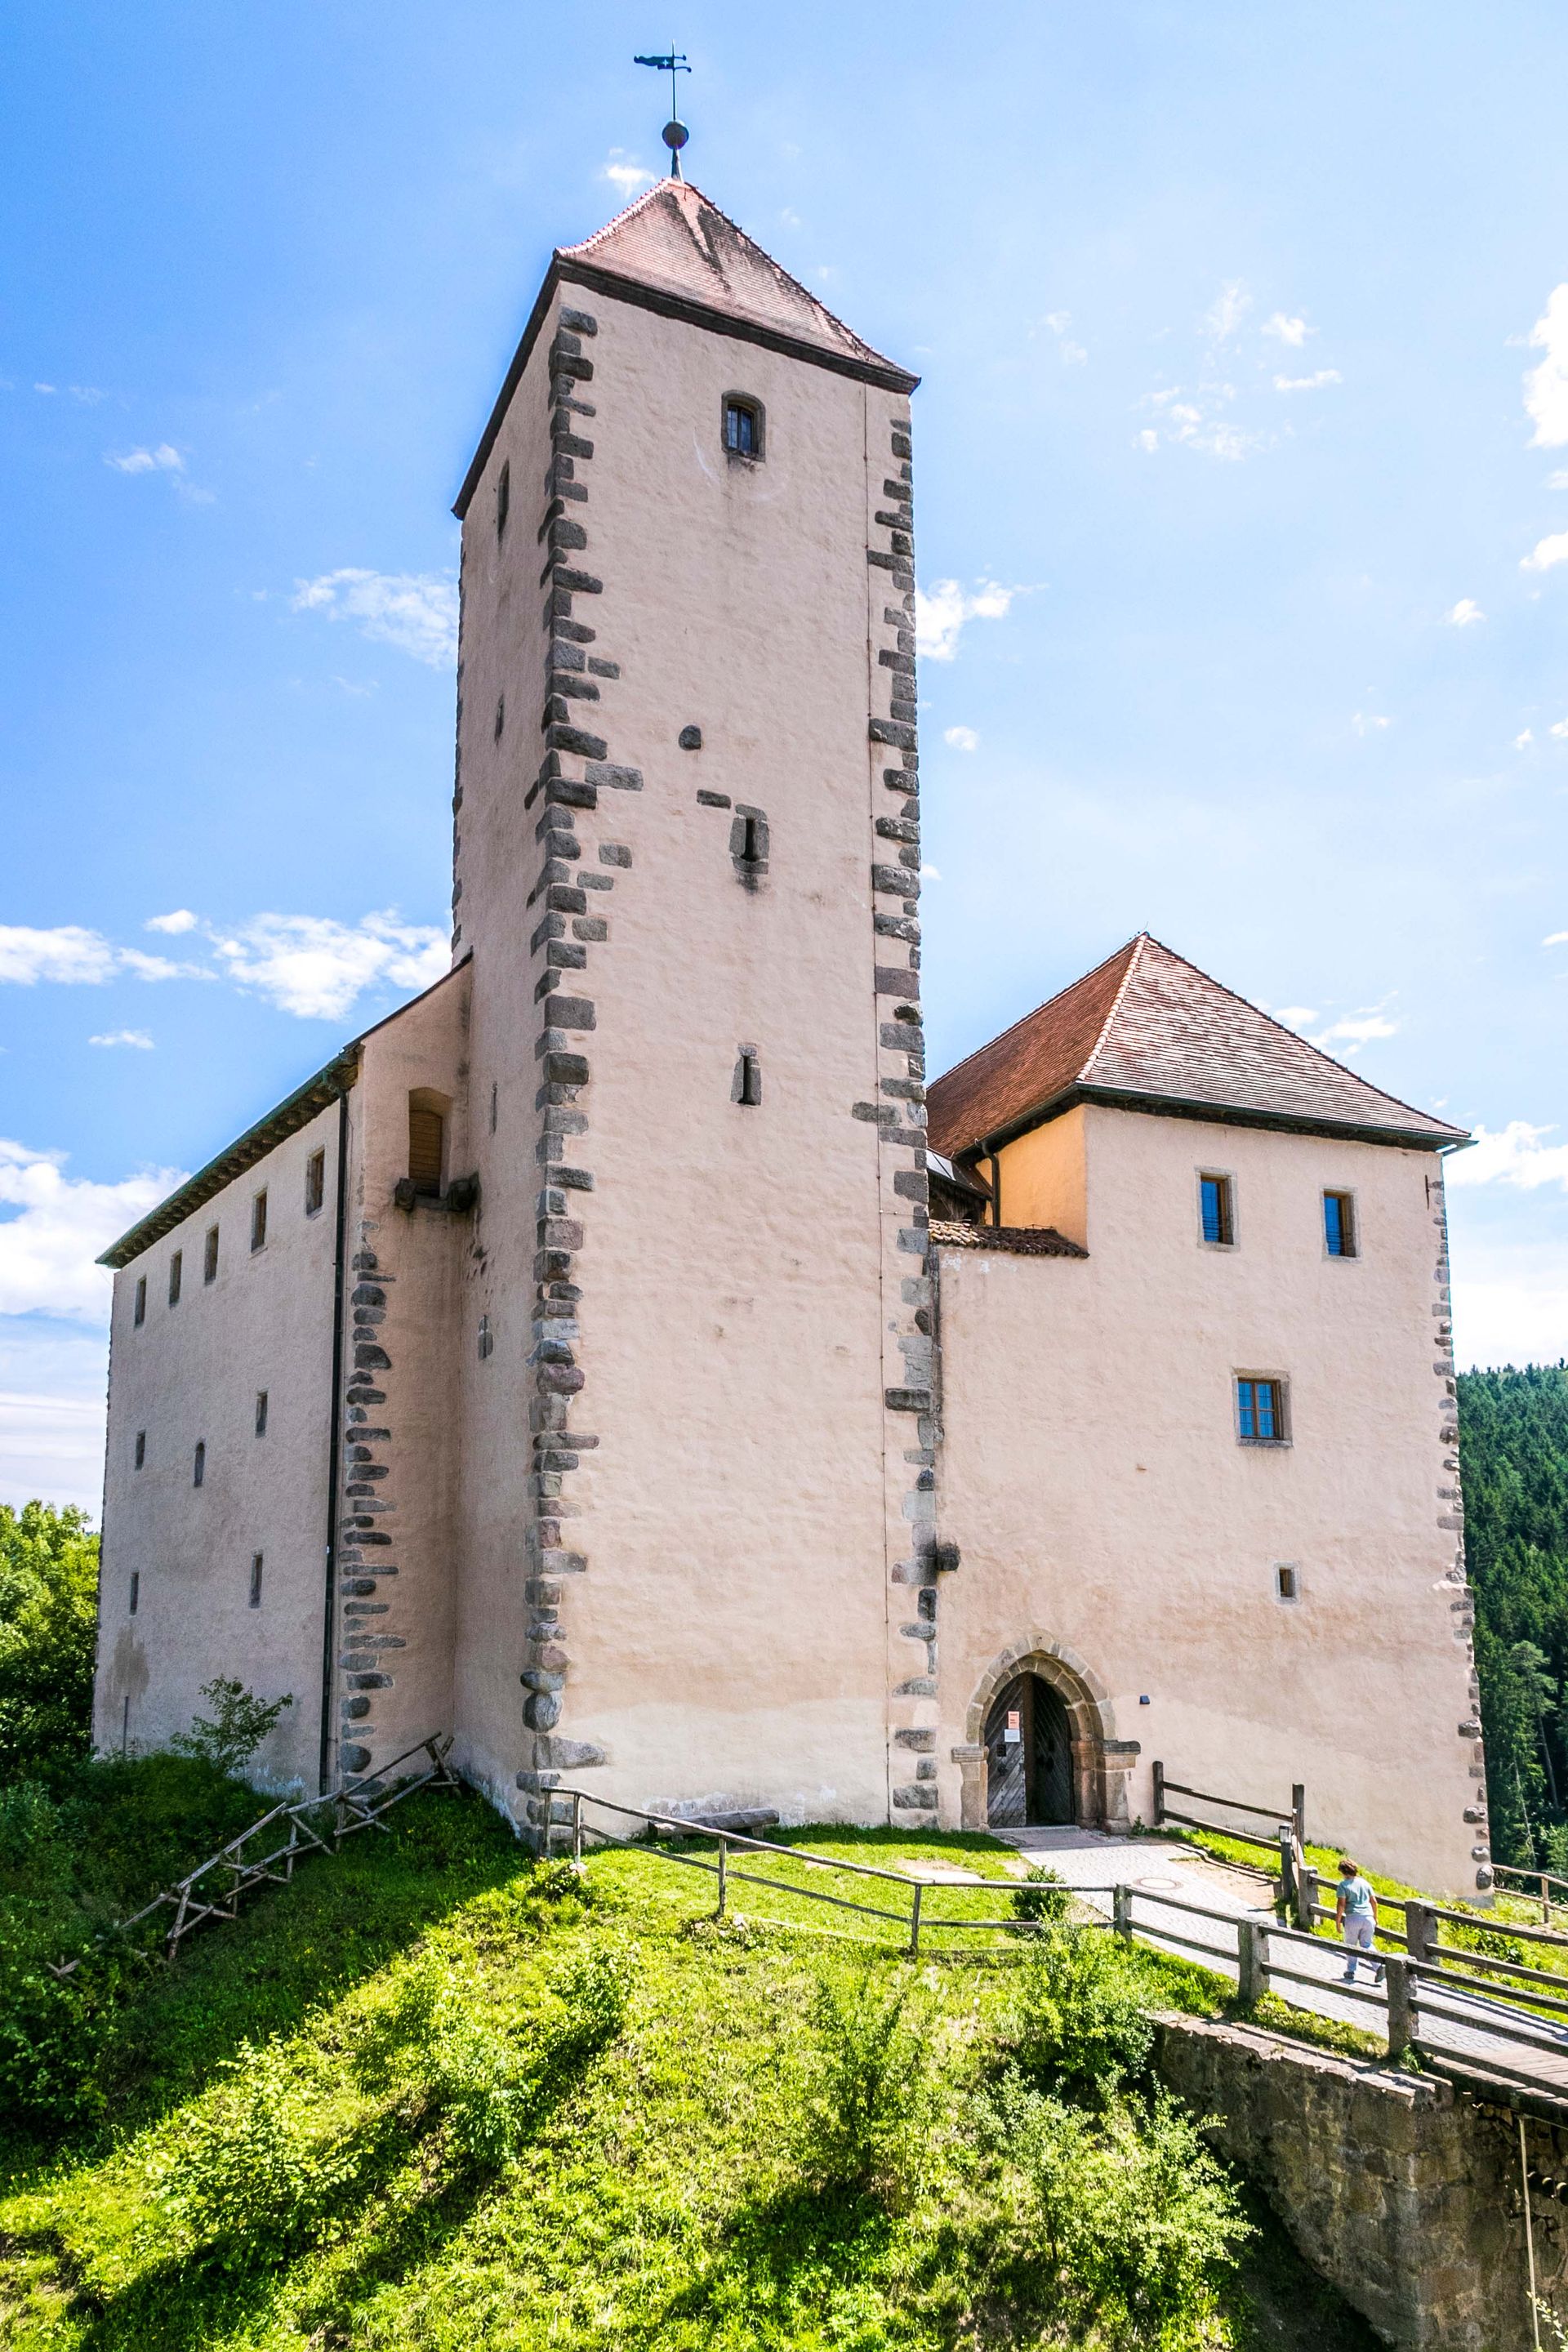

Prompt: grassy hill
[{"left": 0, "top": 1785, "right": 1379, "bottom": 2352}]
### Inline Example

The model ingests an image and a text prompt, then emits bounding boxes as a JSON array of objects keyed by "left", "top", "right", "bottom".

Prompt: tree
[{"left": 0, "top": 1501, "right": 99, "bottom": 1782}]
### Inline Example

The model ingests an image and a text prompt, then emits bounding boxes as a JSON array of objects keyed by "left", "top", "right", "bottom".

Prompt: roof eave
[
  {"left": 951, "top": 1081, "right": 1468, "bottom": 1162},
  {"left": 452, "top": 252, "right": 920, "bottom": 521}
]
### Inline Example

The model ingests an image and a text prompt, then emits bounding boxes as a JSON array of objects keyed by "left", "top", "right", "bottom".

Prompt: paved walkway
[{"left": 991, "top": 1828, "right": 1568, "bottom": 2103}]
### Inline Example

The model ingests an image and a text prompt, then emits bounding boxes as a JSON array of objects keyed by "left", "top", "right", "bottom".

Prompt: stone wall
[{"left": 1156, "top": 2011, "right": 1568, "bottom": 2350}]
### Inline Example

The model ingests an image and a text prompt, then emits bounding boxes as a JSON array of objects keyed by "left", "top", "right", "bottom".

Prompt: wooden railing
[
  {"left": 1152, "top": 1761, "right": 1304, "bottom": 1860},
  {"left": 1494, "top": 1862, "right": 1568, "bottom": 1926}
]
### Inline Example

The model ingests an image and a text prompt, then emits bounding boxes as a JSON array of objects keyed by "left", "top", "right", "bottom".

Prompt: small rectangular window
[
  {"left": 408, "top": 1104, "right": 444, "bottom": 1197},
  {"left": 134, "top": 1430, "right": 145, "bottom": 1469},
  {"left": 724, "top": 397, "right": 762, "bottom": 457},
  {"left": 193, "top": 1440, "right": 206, "bottom": 1488},
  {"left": 249, "top": 1552, "right": 264, "bottom": 1609},
  {"left": 251, "top": 1191, "right": 268, "bottom": 1252},
  {"left": 1199, "top": 1174, "right": 1234, "bottom": 1246},
  {"left": 1275, "top": 1564, "right": 1300, "bottom": 1601},
  {"left": 129, "top": 1571, "right": 140, "bottom": 1615},
  {"left": 1324, "top": 1191, "right": 1356, "bottom": 1258},
  {"left": 305, "top": 1149, "right": 326, "bottom": 1216},
  {"left": 1237, "top": 1378, "right": 1287, "bottom": 1444},
  {"left": 168, "top": 1250, "right": 183, "bottom": 1306},
  {"left": 255, "top": 1391, "right": 269, "bottom": 1437},
  {"left": 133, "top": 1276, "right": 146, "bottom": 1326},
  {"left": 204, "top": 1225, "right": 219, "bottom": 1284},
  {"left": 497, "top": 458, "right": 510, "bottom": 541}
]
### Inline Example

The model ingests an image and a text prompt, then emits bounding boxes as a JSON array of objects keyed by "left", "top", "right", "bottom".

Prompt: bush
[
  {"left": 0, "top": 1501, "right": 98, "bottom": 1784},
  {"left": 982, "top": 2070, "right": 1250, "bottom": 2338},
  {"left": 801, "top": 1966, "right": 925, "bottom": 2189},
  {"left": 1004, "top": 1922, "right": 1154, "bottom": 2104},
  {"left": 1011, "top": 1864, "right": 1072, "bottom": 1930},
  {"left": 169, "top": 1678, "right": 294, "bottom": 1775},
  {"left": 156, "top": 2038, "right": 355, "bottom": 2265}
]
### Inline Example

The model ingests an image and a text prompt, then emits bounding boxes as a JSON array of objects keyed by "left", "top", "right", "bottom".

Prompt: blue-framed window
[
  {"left": 723, "top": 395, "right": 763, "bottom": 458},
  {"left": 1200, "top": 1173, "right": 1234, "bottom": 1245},
  {"left": 1236, "top": 1378, "right": 1285, "bottom": 1443},
  {"left": 1324, "top": 1191, "right": 1356, "bottom": 1258}
]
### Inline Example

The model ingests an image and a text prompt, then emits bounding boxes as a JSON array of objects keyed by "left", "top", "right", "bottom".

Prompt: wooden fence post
[
  {"left": 1403, "top": 1900, "right": 1437, "bottom": 1967},
  {"left": 572, "top": 1790, "right": 583, "bottom": 1863},
  {"left": 1277, "top": 1826, "right": 1297, "bottom": 1916},
  {"left": 1152, "top": 1762, "right": 1165, "bottom": 1827},
  {"left": 1237, "top": 1918, "right": 1266, "bottom": 2006},
  {"left": 910, "top": 1881, "right": 924, "bottom": 1958},
  {"left": 1113, "top": 1884, "right": 1134, "bottom": 1943},
  {"left": 1292, "top": 1784, "right": 1306, "bottom": 1847},
  {"left": 1384, "top": 1954, "right": 1413, "bottom": 2058},
  {"left": 1295, "top": 1864, "right": 1318, "bottom": 1934},
  {"left": 716, "top": 1835, "right": 728, "bottom": 1920}
]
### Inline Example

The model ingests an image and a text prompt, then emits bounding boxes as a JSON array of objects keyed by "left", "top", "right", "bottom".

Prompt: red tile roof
[
  {"left": 926, "top": 934, "right": 1468, "bottom": 1158},
  {"left": 929, "top": 1220, "right": 1087, "bottom": 1258}
]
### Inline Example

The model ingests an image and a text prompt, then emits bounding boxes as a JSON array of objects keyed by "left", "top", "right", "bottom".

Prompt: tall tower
[{"left": 446, "top": 180, "right": 939, "bottom": 1834}]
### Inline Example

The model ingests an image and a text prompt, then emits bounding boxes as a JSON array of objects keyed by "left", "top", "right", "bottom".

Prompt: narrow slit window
[
  {"left": 1199, "top": 1174, "right": 1234, "bottom": 1246},
  {"left": 734, "top": 1047, "right": 763, "bottom": 1107},
  {"left": 722, "top": 395, "right": 763, "bottom": 459},
  {"left": 493, "top": 693, "right": 506, "bottom": 742},
  {"left": 134, "top": 1430, "right": 145, "bottom": 1469},
  {"left": 1236, "top": 1378, "right": 1286, "bottom": 1444},
  {"left": 251, "top": 1191, "right": 268, "bottom": 1252},
  {"left": 249, "top": 1552, "right": 264, "bottom": 1609},
  {"left": 1323, "top": 1190, "right": 1356, "bottom": 1258},
  {"left": 255, "top": 1391, "right": 269, "bottom": 1437},
  {"left": 133, "top": 1276, "right": 146, "bottom": 1327},
  {"left": 497, "top": 459, "right": 510, "bottom": 541},
  {"left": 408, "top": 1102, "right": 445, "bottom": 1197},
  {"left": 204, "top": 1226, "right": 219, "bottom": 1284},
  {"left": 167, "top": 1250, "right": 183, "bottom": 1307},
  {"left": 129, "top": 1571, "right": 140, "bottom": 1616},
  {"left": 489, "top": 1080, "right": 498, "bottom": 1135},
  {"left": 193, "top": 1440, "right": 206, "bottom": 1488},
  {"left": 1276, "top": 1564, "right": 1300, "bottom": 1601},
  {"left": 305, "top": 1148, "right": 326, "bottom": 1216}
]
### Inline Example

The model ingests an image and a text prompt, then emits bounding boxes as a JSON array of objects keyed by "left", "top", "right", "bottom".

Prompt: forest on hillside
[{"left": 1458, "top": 1362, "right": 1568, "bottom": 1871}]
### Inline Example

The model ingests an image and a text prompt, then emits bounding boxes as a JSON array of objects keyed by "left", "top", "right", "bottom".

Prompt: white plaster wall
[
  {"left": 95, "top": 1103, "right": 342, "bottom": 1790},
  {"left": 935, "top": 1104, "right": 1479, "bottom": 1896},
  {"left": 450, "top": 284, "right": 914, "bottom": 1824}
]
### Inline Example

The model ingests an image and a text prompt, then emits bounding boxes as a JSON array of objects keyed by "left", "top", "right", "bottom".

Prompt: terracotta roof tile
[
  {"left": 927, "top": 934, "right": 1467, "bottom": 1158},
  {"left": 929, "top": 1220, "right": 1088, "bottom": 1258}
]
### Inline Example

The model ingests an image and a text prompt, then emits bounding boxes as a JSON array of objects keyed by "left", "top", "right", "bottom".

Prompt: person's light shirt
[{"left": 1338, "top": 1875, "right": 1374, "bottom": 1916}]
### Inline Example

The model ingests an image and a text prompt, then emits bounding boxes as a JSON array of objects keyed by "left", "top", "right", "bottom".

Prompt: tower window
[
  {"left": 249, "top": 1552, "right": 264, "bottom": 1609},
  {"left": 1324, "top": 1190, "right": 1357, "bottom": 1258},
  {"left": 494, "top": 693, "right": 506, "bottom": 742},
  {"left": 204, "top": 1226, "right": 219, "bottom": 1284},
  {"left": 133, "top": 1276, "right": 146, "bottom": 1327},
  {"left": 1199, "top": 1173, "right": 1235, "bottom": 1247},
  {"left": 255, "top": 1391, "right": 269, "bottom": 1438},
  {"left": 478, "top": 1313, "right": 494, "bottom": 1360},
  {"left": 489, "top": 1080, "right": 498, "bottom": 1135},
  {"left": 408, "top": 1094, "right": 447, "bottom": 1198},
  {"left": 129, "top": 1571, "right": 140, "bottom": 1616},
  {"left": 305, "top": 1149, "right": 326, "bottom": 1216},
  {"left": 251, "top": 1191, "right": 268, "bottom": 1252},
  {"left": 134, "top": 1431, "right": 145, "bottom": 1469},
  {"left": 1236, "top": 1378, "right": 1288, "bottom": 1445},
  {"left": 1275, "top": 1564, "right": 1300, "bottom": 1601},
  {"left": 168, "top": 1251, "right": 183, "bottom": 1307},
  {"left": 722, "top": 394, "right": 764, "bottom": 461},
  {"left": 497, "top": 459, "right": 510, "bottom": 541},
  {"left": 193, "top": 1441, "right": 206, "bottom": 1488},
  {"left": 733, "top": 1046, "right": 763, "bottom": 1107}
]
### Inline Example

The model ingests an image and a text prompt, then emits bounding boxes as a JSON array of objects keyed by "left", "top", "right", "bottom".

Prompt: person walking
[{"left": 1335, "top": 1858, "right": 1383, "bottom": 1984}]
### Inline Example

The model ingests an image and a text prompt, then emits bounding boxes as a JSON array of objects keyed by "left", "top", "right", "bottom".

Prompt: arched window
[
  {"left": 722, "top": 394, "right": 764, "bottom": 460},
  {"left": 407, "top": 1091, "right": 448, "bottom": 1199}
]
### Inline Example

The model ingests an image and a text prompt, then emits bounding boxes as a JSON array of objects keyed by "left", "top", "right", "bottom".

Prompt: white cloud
[
  {"left": 1525, "top": 285, "right": 1568, "bottom": 448},
  {"left": 943, "top": 726, "right": 979, "bottom": 753},
  {"left": 1522, "top": 530, "right": 1568, "bottom": 574},
  {"left": 145, "top": 909, "right": 198, "bottom": 934},
  {"left": 0, "top": 926, "right": 118, "bottom": 986},
  {"left": 1551, "top": 470, "right": 1568, "bottom": 491},
  {"left": 105, "top": 443, "right": 184, "bottom": 475},
  {"left": 1446, "top": 1121, "right": 1568, "bottom": 1192},
  {"left": 1204, "top": 281, "right": 1250, "bottom": 343},
  {"left": 602, "top": 151, "right": 657, "bottom": 197},
  {"left": 1516, "top": 729, "right": 1536, "bottom": 749},
  {"left": 1138, "top": 384, "right": 1271, "bottom": 461},
  {"left": 920, "top": 864, "right": 942, "bottom": 880},
  {"left": 1311, "top": 1011, "right": 1400, "bottom": 1051},
  {"left": 1136, "top": 428, "right": 1160, "bottom": 453},
  {"left": 208, "top": 911, "right": 448, "bottom": 1021},
  {"left": 88, "top": 1031, "right": 154, "bottom": 1050},
  {"left": 1553, "top": 719, "right": 1568, "bottom": 742},
  {"left": 1446, "top": 599, "right": 1485, "bottom": 626},
  {"left": 1352, "top": 712, "right": 1392, "bottom": 735},
  {"left": 292, "top": 568, "right": 458, "bottom": 669},
  {"left": 1263, "top": 313, "right": 1309, "bottom": 347},
  {"left": 916, "top": 578, "right": 1018, "bottom": 662},
  {"left": 1272, "top": 1005, "right": 1321, "bottom": 1028},
  {"left": 1544, "top": 929, "right": 1568, "bottom": 946},
  {"left": 1273, "top": 369, "right": 1342, "bottom": 392},
  {"left": 1039, "top": 311, "right": 1087, "bottom": 364},
  {"left": 0, "top": 1140, "right": 183, "bottom": 1325}
]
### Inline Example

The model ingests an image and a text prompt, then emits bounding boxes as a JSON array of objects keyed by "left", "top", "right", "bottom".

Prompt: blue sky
[{"left": 3, "top": 2, "right": 1567, "bottom": 1510}]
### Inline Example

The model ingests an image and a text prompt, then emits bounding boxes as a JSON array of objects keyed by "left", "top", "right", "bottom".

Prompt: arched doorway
[{"left": 984, "top": 1672, "right": 1076, "bottom": 1829}]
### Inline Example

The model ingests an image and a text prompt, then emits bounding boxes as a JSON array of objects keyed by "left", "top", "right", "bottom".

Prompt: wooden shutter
[{"left": 408, "top": 1107, "right": 444, "bottom": 1196}]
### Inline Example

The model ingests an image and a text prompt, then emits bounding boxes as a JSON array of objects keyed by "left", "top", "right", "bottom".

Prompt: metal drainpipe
[{"left": 317, "top": 1087, "right": 350, "bottom": 1795}]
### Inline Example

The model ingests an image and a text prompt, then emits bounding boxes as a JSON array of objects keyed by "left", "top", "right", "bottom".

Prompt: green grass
[{"left": 0, "top": 1793, "right": 1383, "bottom": 2352}]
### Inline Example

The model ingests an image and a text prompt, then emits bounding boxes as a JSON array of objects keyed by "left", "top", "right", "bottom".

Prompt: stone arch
[{"left": 960, "top": 1634, "right": 1138, "bottom": 1832}]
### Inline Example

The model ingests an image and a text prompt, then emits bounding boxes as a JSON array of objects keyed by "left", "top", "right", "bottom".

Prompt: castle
[{"left": 92, "top": 174, "right": 1488, "bottom": 1895}]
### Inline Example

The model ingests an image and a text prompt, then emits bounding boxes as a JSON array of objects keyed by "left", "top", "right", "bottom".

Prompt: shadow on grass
[{"left": 649, "top": 2174, "right": 947, "bottom": 2342}]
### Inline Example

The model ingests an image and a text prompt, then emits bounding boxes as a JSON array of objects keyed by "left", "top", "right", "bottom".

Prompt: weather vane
[{"left": 633, "top": 47, "right": 691, "bottom": 177}]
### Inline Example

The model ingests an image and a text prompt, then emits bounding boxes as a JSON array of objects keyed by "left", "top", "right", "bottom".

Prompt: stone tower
[{"left": 444, "top": 180, "right": 938, "bottom": 1835}]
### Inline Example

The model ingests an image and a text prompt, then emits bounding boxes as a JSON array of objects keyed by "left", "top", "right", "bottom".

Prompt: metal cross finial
[{"left": 633, "top": 47, "right": 691, "bottom": 177}]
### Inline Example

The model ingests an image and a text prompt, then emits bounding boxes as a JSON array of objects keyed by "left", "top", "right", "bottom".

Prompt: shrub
[
  {"left": 169, "top": 1679, "right": 294, "bottom": 1775},
  {"left": 982, "top": 2070, "right": 1250, "bottom": 2336},
  {"left": 157, "top": 2038, "right": 354, "bottom": 2265},
  {"left": 1010, "top": 1864, "right": 1072, "bottom": 1931},
  {"left": 801, "top": 1966, "right": 925, "bottom": 2189},
  {"left": 1004, "top": 1922, "right": 1153, "bottom": 2104},
  {"left": 0, "top": 1501, "right": 99, "bottom": 1785},
  {"left": 546, "top": 1942, "right": 631, "bottom": 2071}
]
